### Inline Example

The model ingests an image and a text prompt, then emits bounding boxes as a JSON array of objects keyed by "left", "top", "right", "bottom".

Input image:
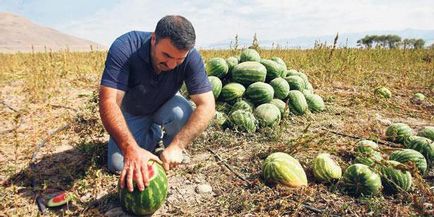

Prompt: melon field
[{"left": 1, "top": 47, "right": 434, "bottom": 216}]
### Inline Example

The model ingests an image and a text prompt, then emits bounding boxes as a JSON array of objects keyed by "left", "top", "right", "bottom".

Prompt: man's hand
[
  {"left": 159, "top": 144, "right": 184, "bottom": 171},
  {"left": 119, "top": 146, "right": 162, "bottom": 192}
]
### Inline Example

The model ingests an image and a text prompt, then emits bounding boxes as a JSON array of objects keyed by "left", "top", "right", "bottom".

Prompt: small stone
[
  {"left": 96, "top": 190, "right": 107, "bottom": 200},
  {"left": 80, "top": 192, "right": 92, "bottom": 202},
  {"left": 195, "top": 184, "right": 212, "bottom": 194}
]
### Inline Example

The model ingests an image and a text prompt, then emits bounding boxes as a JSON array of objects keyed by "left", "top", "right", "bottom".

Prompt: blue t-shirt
[{"left": 101, "top": 31, "right": 212, "bottom": 115}]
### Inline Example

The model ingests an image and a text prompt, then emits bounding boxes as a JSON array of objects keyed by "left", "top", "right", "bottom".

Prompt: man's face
[{"left": 151, "top": 34, "right": 189, "bottom": 73}]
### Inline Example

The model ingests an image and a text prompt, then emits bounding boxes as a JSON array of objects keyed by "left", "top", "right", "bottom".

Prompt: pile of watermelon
[
  {"left": 261, "top": 124, "right": 434, "bottom": 197},
  {"left": 207, "top": 49, "right": 325, "bottom": 133}
]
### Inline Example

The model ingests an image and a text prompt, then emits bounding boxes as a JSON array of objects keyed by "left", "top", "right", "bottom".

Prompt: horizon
[{"left": 0, "top": 0, "right": 433, "bottom": 48}]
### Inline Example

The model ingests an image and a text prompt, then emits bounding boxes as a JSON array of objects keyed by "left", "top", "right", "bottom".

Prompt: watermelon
[
  {"left": 216, "top": 102, "right": 231, "bottom": 114},
  {"left": 229, "top": 100, "right": 254, "bottom": 115},
  {"left": 206, "top": 57, "right": 229, "bottom": 78},
  {"left": 286, "top": 69, "right": 309, "bottom": 84},
  {"left": 219, "top": 83, "right": 245, "bottom": 104},
  {"left": 354, "top": 150, "right": 383, "bottom": 167},
  {"left": 411, "top": 93, "right": 425, "bottom": 104},
  {"left": 386, "top": 123, "right": 413, "bottom": 143},
  {"left": 260, "top": 59, "right": 285, "bottom": 81},
  {"left": 119, "top": 162, "right": 168, "bottom": 216},
  {"left": 305, "top": 81, "right": 314, "bottom": 92},
  {"left": 231, "top": 61, "right": 267, "bottom": 86},
  {"left": 262, "top": 152, "right": 308, "bottom": 187},
  {"left": 375, "top": 87, "right": 392, "bottom": 98},
  {"left": 214, "top": 111, "right": 229, "bottom": 129},
  {"left": 287, "top": 90, "right": 308, "bottom": 115},
  {"left": 244, "top": 82, "right": 274, "bottom": 105},
  {"left": 312, "top": 153, "right": 342, "bottom": 183},
  {"left": 271, "top": 57, "right": 287, "bottom": 71},
  {"left": 270, "top": 98, "right": 287, "bottom": 116},
  {"left": 404, "top": 136, "right": 434, "bottom": 165},
  {"left": 239, "top": 49, "right": 261, "bottom": 62},
  {"left": 47, "top": 192, "right": 74, "bottom": 207},
  {"left": 417, "top": 126, "right": 434, "bottom": 141},
  {"left": 254, "top": 103, "right": 281, "bottom": 127},
  {"left": 229, "top": 110, "right": 257, "bottom": 133},
  {"left": 341, "top": 164, "right": 382, "bottom": 196},
  {"left": 379, "top": 160, "right": 412, "bottom": 193},
  {"left": 285, "top": 75, "right": 306, "bottom": 91},
  {"left": 208, "top": 76, "right": 222, "bottom": 99},
  {"left": 304, "top": 93, "right": 325, "bottom": 113},
  {"left": 226, "top": 56, "right": 239, "bottom": 74},
  {"left": 356, "top": 140, "right": 379, "bottom": 150},
  {"left": 389, "top": 149, "right": 427, "bottom": 175},
  {"left": 270, "top": 77, "right": 290, "bottom": 100}
]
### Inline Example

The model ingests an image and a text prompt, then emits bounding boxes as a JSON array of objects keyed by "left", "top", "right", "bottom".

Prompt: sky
[{"left": 1, "top": 0, "right": 434, "bottom": 48}]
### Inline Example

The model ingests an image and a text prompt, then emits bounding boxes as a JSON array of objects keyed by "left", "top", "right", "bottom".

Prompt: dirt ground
[{"left": 1, "top": 50, "right": 434, "bottom": 216}]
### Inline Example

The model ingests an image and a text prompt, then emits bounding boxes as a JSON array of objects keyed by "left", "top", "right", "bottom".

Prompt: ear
[{"left": 151, "top": 32, "right": 156, "bottom": 46}]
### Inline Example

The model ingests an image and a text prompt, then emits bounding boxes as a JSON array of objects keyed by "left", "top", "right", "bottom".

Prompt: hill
[{"left": 0, "top": 12, "right": 105, "bottom": 53}]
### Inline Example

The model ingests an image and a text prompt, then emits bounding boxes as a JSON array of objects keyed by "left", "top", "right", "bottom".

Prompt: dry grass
[{"left": 0, "top": 47, "right": 433, "bottom": 216}]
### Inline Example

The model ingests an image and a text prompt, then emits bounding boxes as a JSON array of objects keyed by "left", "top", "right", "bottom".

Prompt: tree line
[{"left": 357, "top": 34, "right": 426, "bottom": 49}]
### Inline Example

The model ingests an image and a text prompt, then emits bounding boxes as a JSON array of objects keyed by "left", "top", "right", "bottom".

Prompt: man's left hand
[{"left": 159, "top": 144, "right": 184, "bottom": 171}]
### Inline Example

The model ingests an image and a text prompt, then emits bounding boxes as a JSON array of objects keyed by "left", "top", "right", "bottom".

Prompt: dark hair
[{"left": 155, "top": 15, "right": 196, "bottom": 50}]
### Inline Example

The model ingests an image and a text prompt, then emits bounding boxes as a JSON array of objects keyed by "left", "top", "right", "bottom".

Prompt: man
[{"left": 99, "top": 15, "right": 215, "bottom": 193}]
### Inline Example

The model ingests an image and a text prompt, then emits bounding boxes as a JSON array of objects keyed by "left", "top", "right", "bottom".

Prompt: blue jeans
[{"left": 107, "top": 94, "right": 193, "bottom": 172}]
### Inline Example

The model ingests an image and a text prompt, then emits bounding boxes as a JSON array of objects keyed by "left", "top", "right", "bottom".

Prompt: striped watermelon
[
  {"left": 244, "top": 82, "right": 274, "bottom": 105},
  {"left": 206, "top": 57, "right": 229, "bottom": 78},
  {"left": 119, "top": 162, "right": 168, "bottom": 216},
  {"left": 208, "top": 76, "right": 222, "bottom": 99},
  {"left": 285, "top": 75, "right": 306, "bottom": 91},
  {"left": 341, "top": 164, "right": 382, "bottom": 196},
  {"left": 375, "top": 86, "right": 392, "bottom": 98},
  {"left": 287, "top": 90, "right": 308, "bottom": 115},
  {"left": 260, "top": 59, "right": 285, "bottom": 81},
  {"left": 271, "top": 57, "right": 287, "bottom": 72},
  {"left": 379, "top": 160, "right": 412, "bottom": 193},
  {"left": 226, "top": 56, "right": 239, "bottom": 74},
  {"left": 216, "top": 102, "right": 231, "bottom": 114},
  {"left": 219, "top": 83, "right": 245, "bottom": 104},
  {"left": 312, "top": 153, "right": 342, "bottom": 183},
  {"left": 389, "top": 149, "right": 427, "bottom": 175},
  {"left": 270, "top": 77, "right": 290, "bottom": 100},
  {"left": 417, "top": 126, "right": 434, "bottom": 141},
  {"left": 386, "top": 123, "right": 414, "bottom": 143},
  {"left": 229, "top": 110, "right": 257, "bottom": 133},
  {"left": 262, "top": 152, "right": 308, "bottom": 187},
  {"left": 229, "top": 100, "right": 254, "bottom": 115},
  {"left": 254, "top": 103, "right": 281, "bottom": 127},
  {"left": 240, "top": 49, "right": 261, "bottom": 62},
  {"left": 356, "top": 140, "right": 379, "bottom": 150},
  {"left": 304, "top": 93, "right": 325, "bottom": 113},
  {"left": 404, "top": 136, "right": 434, "bottom": 165},
  {"left": 231, "top": 61, "right": 267, "bottom": 86},
  {"left": 270, "top": 98, "right": 287, "bottom": 116}
]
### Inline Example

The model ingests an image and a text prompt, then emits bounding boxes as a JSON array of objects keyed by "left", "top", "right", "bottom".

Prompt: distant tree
[
  {"left": 414, "top": 39, "right": 425, "bottom": 49},
  {"left": 385, "top": 34, "right": 401, "bottom": 48},
  {"left": 357, "top": 35, "right": 376, "bottom": 48}
]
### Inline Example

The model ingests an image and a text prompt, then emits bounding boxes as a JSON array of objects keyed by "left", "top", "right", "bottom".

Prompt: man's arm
[
  {"left": 99, "top": 85, "right": 161, "bottom": 192},
  {"left": 159, "top": 91, "right": 215, "bottom": 170}
]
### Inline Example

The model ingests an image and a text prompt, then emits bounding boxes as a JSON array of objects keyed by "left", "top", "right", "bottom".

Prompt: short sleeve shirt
[{"left": 101, "top": 31, "right": 212, "bottom": 115}]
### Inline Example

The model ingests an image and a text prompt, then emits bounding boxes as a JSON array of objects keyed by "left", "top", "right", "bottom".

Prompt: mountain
[
  {"left": 205, "top": 29, "right": 434, "bottom": 49},
  {"left": 0, "top": 12, "right": 105, "bottom": 53}
]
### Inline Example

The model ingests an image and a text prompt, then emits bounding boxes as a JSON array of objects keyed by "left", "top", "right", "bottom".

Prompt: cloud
[{"left": 40, "top": 0, "right": 434, "bottom": 47}]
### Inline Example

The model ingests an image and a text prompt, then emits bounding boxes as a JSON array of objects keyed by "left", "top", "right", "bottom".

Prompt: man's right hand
[{"left": 119, "top": 145, "right": 162, "bottom": 192}]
